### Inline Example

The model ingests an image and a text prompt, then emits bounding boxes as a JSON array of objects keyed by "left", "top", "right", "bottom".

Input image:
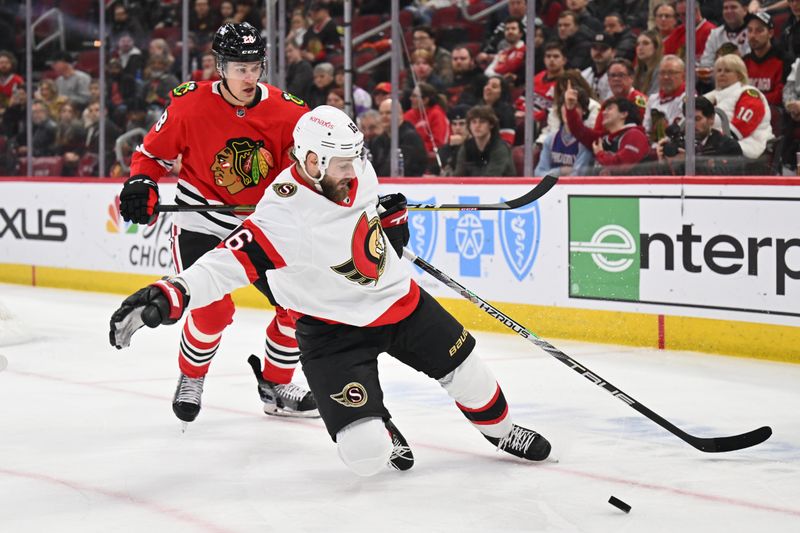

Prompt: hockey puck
[{"left": 608, "top": 496, "right": 631, "bottom": 513}]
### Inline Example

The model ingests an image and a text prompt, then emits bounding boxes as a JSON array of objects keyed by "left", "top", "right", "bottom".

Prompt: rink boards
[{"left": 1, "top": 176, "right": 799, "bottom": 362}]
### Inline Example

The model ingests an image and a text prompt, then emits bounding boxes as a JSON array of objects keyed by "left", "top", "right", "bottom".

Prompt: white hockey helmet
[{"left": 293, "top": 105, "right": 365, "bottom": 180}]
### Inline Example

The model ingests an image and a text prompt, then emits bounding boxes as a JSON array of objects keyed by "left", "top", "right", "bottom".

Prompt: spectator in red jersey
[
  {"left": 743, "top": 11, "right": 784, "bottom": 106},
  {"left": 480, "top": 75, "right": 517, "bottom": 145},
  {"left": 533, "top": 42, "right": 567, "bottom": 128},
  {"left": 0, "top": 51, "right": 23, "bottom": 111},
  {"left": 484, "top": 17, "right": 527, "bottom": 87},
  {"left": 302, "top": 1, "right": 342, "bottom": 64},
  {"left": 479, "top": 0, "right": 529, "bottom": 66},
  {"left": 704, "top": 54, "right": 773, "bottom": 159},
  {"left": 563, "top": 80, "right": 650, "bottom": 175},
  {"left": 662, "top": 0, "right": 716, "bottom": 62},
  {"left": 403, "top": 82, "right": 450, "bottom": 157},
  {"left": 653, "top": 2, "right": 679, "bottom": 40},
  {"left": 595, "top": 58, "right": 648, "bottom": 131},
  {"left": 192, "top": 51, "right": 222, "bottom": 82}
]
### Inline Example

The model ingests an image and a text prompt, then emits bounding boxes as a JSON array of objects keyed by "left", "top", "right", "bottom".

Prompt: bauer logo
[
  {"left": 568, "top": 197, "right": 639, "bottom": 301},
  {"left": 407, "top": 197, "right": 437, "bottom": 271},
  {"left": 330, "top": 382, "right": 368, "bottom": 408},
  {"left": 445, "top": 196, "right": 494, "bottom": 277},
  {"left": 499, "top": 199, "right": 540, "bottom": 281}
]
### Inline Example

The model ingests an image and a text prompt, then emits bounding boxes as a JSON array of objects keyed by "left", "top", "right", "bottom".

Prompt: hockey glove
[
  {"left": 120, "top": 175, "right": 160, "bottom": 225},
  {"left": 378, "top": 193, "right": 409, "bottom": 258},
  {"left": 109, "top": 278, "right": 189, "bottom": 349}
]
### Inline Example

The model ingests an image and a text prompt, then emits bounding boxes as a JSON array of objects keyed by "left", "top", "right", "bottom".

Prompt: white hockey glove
[{"left": 109, "top": 278, "right": 189, "bottom": 349}]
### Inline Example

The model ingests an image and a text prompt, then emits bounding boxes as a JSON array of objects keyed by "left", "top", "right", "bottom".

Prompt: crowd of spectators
[{"left": 2, "top": 0, "right": 800, "bottom": 177}]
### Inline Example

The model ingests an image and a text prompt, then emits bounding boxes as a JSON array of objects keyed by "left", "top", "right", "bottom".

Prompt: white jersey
[
  {"left": 642, "top": 88, "right": 685, "bottom": 141},
  {"left": 178, "top": 161, "right": 419, "bottom": 327}
]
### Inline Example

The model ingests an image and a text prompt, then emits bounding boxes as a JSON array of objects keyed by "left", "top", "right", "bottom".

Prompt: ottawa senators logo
[
  {"left": 211, "top": 138, "right": 275, "bottom": 194},
  {"left": 331, "top": 212, "right": 387, "bottom": 285},
  {"left": 272, "top": 182, "right": 297, "bottom": 197},
  {"left": 330, "top": 382, "right": 368, "bottom": 408}
]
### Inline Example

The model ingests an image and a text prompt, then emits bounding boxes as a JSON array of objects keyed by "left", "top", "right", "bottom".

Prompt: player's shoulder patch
[
  {"left": 171, "top": 81, "right": 198, "bottom": 98},
  {"left": 744, "top": 88, "right": 760, "bottom": 98},
  {"left": 272, "top": 182, "right": 297, "bottom": 198},
  {"left": 281, "top": 91, "right": 307, "bottom": 107}
]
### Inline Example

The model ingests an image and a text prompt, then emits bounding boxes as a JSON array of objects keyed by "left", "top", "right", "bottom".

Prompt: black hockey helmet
[{"left": 212, "top": 22, "right": 266, "bottom": 64}]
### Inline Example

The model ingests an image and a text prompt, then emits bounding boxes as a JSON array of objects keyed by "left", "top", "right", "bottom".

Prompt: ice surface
[{"left": 0, "top": 283, "right": 798, "bottom": 532}]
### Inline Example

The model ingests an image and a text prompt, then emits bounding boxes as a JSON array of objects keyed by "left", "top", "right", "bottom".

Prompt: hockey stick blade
[
  {"left": 156, "top": 175, "right": 559, "bottom": 214},
  {"left": 404, "top": 249, "right": 772, "bottom": 453}
]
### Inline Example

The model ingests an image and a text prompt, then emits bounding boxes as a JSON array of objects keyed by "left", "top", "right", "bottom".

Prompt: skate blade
[
  {"left": 180, "top": 421, "right": 189, "bottom": 433},
  {"left": 263, "top": 405, "right": 321, "bottom": 419}
]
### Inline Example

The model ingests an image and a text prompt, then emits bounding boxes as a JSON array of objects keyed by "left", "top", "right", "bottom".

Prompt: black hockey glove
[
  {"left": 120, "top": 174, "right": 160, "bottom": 225},
  {"left": 109, "top": 278, "right": 189, "bottom": 349},
  {"left": 378, "top": 193, "right": 409, "bottom": 258}
]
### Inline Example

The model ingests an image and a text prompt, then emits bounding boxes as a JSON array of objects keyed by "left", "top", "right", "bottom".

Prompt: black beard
[{"left": 320, "top": 175, "right": 350, "bottom": 203}]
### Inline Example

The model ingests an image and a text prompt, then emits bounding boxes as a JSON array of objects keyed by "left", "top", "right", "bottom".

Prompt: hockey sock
[
  {"left": 261, "top": 307, "right": 300, "bottom": 384},
  {"left": 177, "top": 297, "right": 235, "bottom": 378},
  {"left": 439, "top": 352, "right": 513, "bottom": 439}
]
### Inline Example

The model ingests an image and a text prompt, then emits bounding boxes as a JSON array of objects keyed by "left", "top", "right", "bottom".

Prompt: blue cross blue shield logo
[
  {"left": 445, "top": 196, "right": 494, "bottom": 277},
  {"left": 407, "top": 197, "right": 437, "bottom": 268},
  {"left": 499, "top": 199, "right": 540, "bottom": 281}
]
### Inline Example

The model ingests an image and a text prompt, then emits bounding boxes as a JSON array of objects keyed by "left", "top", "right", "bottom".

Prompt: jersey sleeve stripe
[
  {"left": 135, "top": 144, "right": 176, "bottom": 171},
  {"left": 243, "top": 219, "right": 287, "bottom": 269}
]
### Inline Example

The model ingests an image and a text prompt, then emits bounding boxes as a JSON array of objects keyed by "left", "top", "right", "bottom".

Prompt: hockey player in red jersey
[
  {"left": 118, "top": 22, "right": 318, "bottom": 424},
  {"left": 110, "top": 105, "right": 552, "bottom": 475}
]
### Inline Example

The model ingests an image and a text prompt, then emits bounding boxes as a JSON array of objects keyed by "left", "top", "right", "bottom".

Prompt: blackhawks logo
[
  {"left": 211, "top": 137, "right": 275, "bottom": 194},
  {"left": 172, "top": 81, "right": 196, "bottom": 97},
  {"left": 331, "top": 212, "right": 387, "bottom": 286}
]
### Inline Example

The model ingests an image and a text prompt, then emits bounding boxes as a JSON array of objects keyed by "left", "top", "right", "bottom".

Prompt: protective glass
[{"left": 325, "top": 154, "right": 366, "bottom": 178}]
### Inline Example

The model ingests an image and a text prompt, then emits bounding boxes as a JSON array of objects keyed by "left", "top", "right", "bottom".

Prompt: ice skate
[
  {"left": 247, "top": 355, "right": 319, "bottom": 418},
  {"left": 172, "top": 373, "right": 205, "bottom": 424},
  {"left": 485, "top": 424, "right": 551, "bottom": 461},
  {"left": 386, "top": 420, "right": 414, "bottom": 471}
]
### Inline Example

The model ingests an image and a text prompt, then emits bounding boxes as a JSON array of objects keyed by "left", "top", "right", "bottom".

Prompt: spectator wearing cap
[
  {"left": 51, "top": 52, "right": 92, "bottom": 108},
  {"left": 602, "top": 13, "right": 636, "bottom": 61},
  {"left": 582, "top": 33, "right": 615, "bottom": 103},
  {"left": 412, "top": 26, "right": 453, "bottom": 85},
  {"left": 447, "top": 45, "right": 488, "bottom": 107},
  {"left": 633, "top": 30, "right": 663, "bottom": 97},
  {"left": 484, "top": 17, "right": 526, "bottom": 87},
  {"left": 743, "top": 11, "right": 784, "bottom": 106},
  {"left": 372, "top": 82, "right": 392, "bottom": 109},
  {"left": 699, "top": 0, "right": 750, "bottom": 83},
  {"left": 704, "top": 54, "right": 773, "bottom": 159},
  {"left": 536, "top": 83, "right": 594, "bottom": 177},
  {"left": 564, "top": 81, "right": 650, "bottom": 175},
  {"left": 662, "top": 0, "right": 717, "bottom": 62},
  {"left": 455, "top": 105, "right": 516, "bottom": 177},
  {"left": 557, "top": 11, "right": 593, "bottom": 71},
  {"left": 285, "top": 40, "right": 313, "bottom": 102},
  {"left": 595, "top": 58, "right": 648, "bottom": 131},
  {"left": 439, "top": 104, "right": 471, "bottom": 176},
  {"left": 302, "top": 1, "right": 342, "bottom": 64}
]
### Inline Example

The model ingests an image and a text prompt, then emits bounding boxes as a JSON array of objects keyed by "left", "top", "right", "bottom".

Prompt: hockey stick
[
  {"left": 155, "top": 175, "right": 559, "bottom": 213},
  {"left": 403, "top": 249, "right": 772, "bottom": 453}
]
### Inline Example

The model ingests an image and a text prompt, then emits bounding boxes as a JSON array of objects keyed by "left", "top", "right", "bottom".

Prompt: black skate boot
[
  {"left": 172, "top": 373, "right": 205, "bottom": 423},
  {"left": 484, "top": 424, "right": 551, "bottom": 461},
  {"left": 247, "top": 355, "right": 319, "bottom": 418},
  {"left": 386, "top": 419, "right": 414, "bottom": 471}
]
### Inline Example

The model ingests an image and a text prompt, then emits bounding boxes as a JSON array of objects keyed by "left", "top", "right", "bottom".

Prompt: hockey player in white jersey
[{"left": 110, "top": 105, "right": 551, "bottom": 475}]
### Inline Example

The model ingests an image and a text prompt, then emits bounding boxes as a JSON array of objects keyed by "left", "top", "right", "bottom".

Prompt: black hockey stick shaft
[
  {"left": 155, "top": 175, "right": 559, "bottom": 213},
  {"left": 404, "top": 249, "right": 772, "bottom": 453}
]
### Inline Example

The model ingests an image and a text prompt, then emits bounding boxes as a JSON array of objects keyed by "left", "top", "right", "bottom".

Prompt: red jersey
[
  {"left": 130, "top": 80, "right": 308, "bottom": 238},
  {"left": 744, "top": 49, "right": 784, "bottom": 106},
  {"left": 403, "top": 104, "right": 450, "bottom": 154},
  {"left": 662, "top": 19, "right": 716, "bottom": 60},
  {"left": 0, "top": 73, "right": 24, "bottom": 107},
  {"left": 533, "top": 71, "right": 558, "bottom": 123}
]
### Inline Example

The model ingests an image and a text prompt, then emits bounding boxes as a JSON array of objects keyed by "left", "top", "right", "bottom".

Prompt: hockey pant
[{"left": 172, "top": 226, "right": 301, "bottom": 382}]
